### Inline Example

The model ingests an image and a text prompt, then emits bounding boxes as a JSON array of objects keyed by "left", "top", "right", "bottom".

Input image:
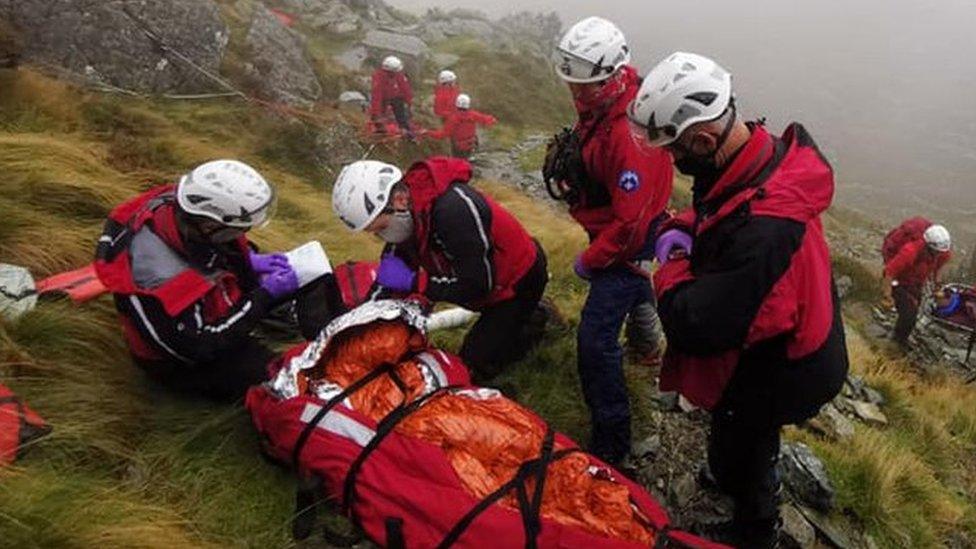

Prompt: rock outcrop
[
  {"left": 361, "top": 29, "right": 428, "bottom": 79},
  {"left": 244, "top": 3, "right": 322, "bottom": 106},
  {"left": 272, "top": 0, "right": 361, "bottom": 34},
  {"left": 0, "top": 0, "right": 229, "bottom": 93}
]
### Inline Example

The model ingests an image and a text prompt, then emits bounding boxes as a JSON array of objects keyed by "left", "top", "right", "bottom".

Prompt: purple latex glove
[
  {"left": 573, "top": 254, "right": 592, "bottom": 280},
  {"left": 655, "top": 229, "right": 693, "bottom": 264},
  {"left": 260, "top": 266, "right": 300, "bottom": 299},
  {"left": 376, "top": 254, "right": 416, "bottom": 292},
  {"left": 249, "top": 251, "right": 289, "bottom": 274}
]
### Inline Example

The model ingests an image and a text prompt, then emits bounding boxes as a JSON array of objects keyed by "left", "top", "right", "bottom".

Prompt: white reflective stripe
[
  {"left": 128, "top": 295, "right": 191, "bottom": 363},
  {"left": 300, "top": 403, "right": 375, "bottom": 447},
  {"left": 202, "top": 300, "right": 252, "bottom": 333},
  {"left": 451, "top": 187, "right": 493, "bottom": 291},
  {"left": 416, "top": 351, "right": 449, "bottom": 387},
  {"left": 98, "top": 235, "right": 112, "bottom": 243},
  {"left": 193, "top": 304, "right": 203, "bottom": 330}
]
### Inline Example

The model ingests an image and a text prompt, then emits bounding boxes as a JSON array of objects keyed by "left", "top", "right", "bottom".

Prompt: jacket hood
[{"left": 404, "top": 156, "right": 473, "bottom": 216}]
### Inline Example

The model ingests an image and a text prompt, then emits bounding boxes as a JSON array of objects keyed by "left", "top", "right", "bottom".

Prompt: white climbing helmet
[
  {"left": 455, "top": 93, "right": 471, "bottom": 110},
  {"left": 553, "top": 16, "right": 631, "bottom": 84},
  {"left": 382, "top": 55, "right": 404, "bottom": 72},
  {"left": 176, "top": 159, "right": 276, "bottom": 229},
  {"left": 628, "top": 52, "right": 733, "bottom": 148},
  {"left": 332, "top": 160, "right": 403, "bottom": 231},
  {"left": 923, "top": 224, "right": 952, "bottom": 252},
  {"left": 438, "top": 70, "right": 457, "bottom": 85}
]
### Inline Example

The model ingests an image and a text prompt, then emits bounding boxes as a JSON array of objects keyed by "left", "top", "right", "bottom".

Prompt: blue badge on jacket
[{"left": 618, "top": 170, "right": 640, "bottom": 193}]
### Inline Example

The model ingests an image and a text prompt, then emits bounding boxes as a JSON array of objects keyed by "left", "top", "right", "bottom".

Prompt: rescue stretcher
[
  {"left": 925, "top": 283, "right": 976, "bottom": 371},
  {"left": 247, "top": 300, "right": 726, "bottom": 548}
]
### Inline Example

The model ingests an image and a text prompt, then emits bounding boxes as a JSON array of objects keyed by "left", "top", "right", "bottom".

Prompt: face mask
[
  {"left": 573, "top": 71, "right": 627, "bottom": 115},
  {"left": 672, "top": 103, "right": 738, "bottom": 183},
  {"left": 377, "top": 211, "right": 414, "bottom": 244},
  {"left": 674, "top": 155, "right": 723, "bottom": 181}
]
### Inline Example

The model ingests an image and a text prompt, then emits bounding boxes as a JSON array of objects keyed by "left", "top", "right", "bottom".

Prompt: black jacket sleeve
[
  {"left": 121, "top": 288, "right": 274, "bottom": 364},
  {"left": 657, "top": 215, "right": 805, "bottom": 356},
  {"left": 424, "top": 185, "right": 494, "bottom": 305}
]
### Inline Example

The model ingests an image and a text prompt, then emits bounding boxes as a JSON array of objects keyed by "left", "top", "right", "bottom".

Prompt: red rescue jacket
[
  {"left": 434, "top": 83, "right": 460, "bottom": 120},
  {"left": 430, "top": 109, "right": 497, "bottom": 153},
  {"left": 402, "top": 157, "right": 538, "bottom": 309},
  {"left": 653, "top": 124, "right": 848, "bottom": 409},
  {"left": 94, "top": 185, "right": 257, "bottom": 361},
  {"left": 571, "top": 66, "right": 673, "bottom": 269},
  {"left": 884, "top": 239, "right": 951, "bottom": 291},
  {"left": 370, "top": 69, "right": 413, "bottom": 117}
]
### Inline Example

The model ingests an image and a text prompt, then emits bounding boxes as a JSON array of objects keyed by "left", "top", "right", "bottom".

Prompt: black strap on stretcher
[
  {"left": 341, "top": 376, "right": 459, "bottom": 514},
  {"left": 437, "top": 427, "right": 582, "bottom": 549},
  {"left": 289, "top": 362, "right": 395, "bottom": 542}
]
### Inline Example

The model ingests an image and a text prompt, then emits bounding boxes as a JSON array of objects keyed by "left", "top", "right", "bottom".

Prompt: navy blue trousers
[{"left": 577, "top": 265, "right": 653, "bottom": 464}]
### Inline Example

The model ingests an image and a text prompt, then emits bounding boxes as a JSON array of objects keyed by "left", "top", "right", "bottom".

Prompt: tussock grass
[
  {"left": 0, "top": 69, "right": 81, "bottom": 132},
  {"left": 795, "top": 329, "right": 976, "bottom": 546}
]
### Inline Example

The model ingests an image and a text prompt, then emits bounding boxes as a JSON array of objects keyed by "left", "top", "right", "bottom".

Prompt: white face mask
[{"left": 377, "top": 211, "right": 414, "bottom": 244}]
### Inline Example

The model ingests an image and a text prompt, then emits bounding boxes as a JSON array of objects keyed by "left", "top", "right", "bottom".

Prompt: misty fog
[{"left": 391, "top": 0, "right": 976, "bottom": 240}]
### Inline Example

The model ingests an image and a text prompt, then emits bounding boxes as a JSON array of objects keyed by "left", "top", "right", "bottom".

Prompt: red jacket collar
[
  {"left": 702, "top": 123, "right": 775, "bottom": 204},
  {"left": 695, "top": 123, "right": 834, "bottom": 233}
]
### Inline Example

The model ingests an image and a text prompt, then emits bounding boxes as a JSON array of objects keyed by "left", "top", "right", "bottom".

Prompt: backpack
[
  {"left": 1, "top": 383, "right": 51, "bottom": 466},
  {"left": 882, "top": 217, "right": 932, "bottom": 263},
  {"left": 333, "top": 261, "right": 379, "bottom": 309}
]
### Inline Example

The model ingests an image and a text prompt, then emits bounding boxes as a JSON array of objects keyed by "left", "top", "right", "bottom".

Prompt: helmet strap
[{"left": 710, "top": 100, "right": 737, "bottom": 163}]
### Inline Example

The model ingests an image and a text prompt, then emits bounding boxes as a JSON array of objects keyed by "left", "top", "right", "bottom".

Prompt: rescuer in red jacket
[
  {"left": 331, "top": 158, "right": 547, "bottom": 382},
  {"left": 95, "top": 160, "right": 333, "bottom": 400},
  {"left": 883, "top": 221, "right": 953, "bottom": 344},
  {"left": 629, "top": 52, "right": 850, "bottom": 547},
  {"left": 433, "top": 69, "right": 460, "bottom": 122},
  {"left": 370, "top": 55, "right": 415, "bottom": 139},
  {"left": 430, "top": 94, "right": 497, "bottom": 159},
  {"left": 547, "top": 17, "right": 672, "bottom": 468}
]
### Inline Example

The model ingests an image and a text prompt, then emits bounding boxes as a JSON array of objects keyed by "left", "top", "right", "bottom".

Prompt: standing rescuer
[
  {"left": 628, "top": 52, "right": 849, "bottom": 547},
  {"left": 882, "top": 219, "right": 953, "bottom": 344},
  {"left": 95, "top": 160, "right": 312, "bottom": 400},
  {"left": 331, "top": 157, "right": 548, "bottom": 382},
  {"left": 546, "top": 16, "right": 672, "bottom": 467},
  {"left": 370, "top": 55, "right": 415, "bottom": 139},
  {"left": 433, "top": 69, "right": 460, "bottom": 123},
  {"left": 430, "top": 93, "right": 497, "bottom": 159}
]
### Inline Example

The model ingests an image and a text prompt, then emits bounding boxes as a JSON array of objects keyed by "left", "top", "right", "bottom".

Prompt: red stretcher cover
[{"left": 246, "top": 300, "right": 726, "bottom": 548}]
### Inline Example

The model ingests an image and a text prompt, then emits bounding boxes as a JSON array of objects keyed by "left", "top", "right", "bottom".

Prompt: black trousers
[
  {"left": 135, "top": 282, "right": 334, "bottom": 402},
  {"left": 136, "top": 337, "right": 275, "bottom": 402},
  {"left": 386, "top": 98, "right": 413, "bottom": 135},
  {"left": 460, "top": 243, "right": 548, "bottom": 383},
  {"left": 709, "top": 306, "right": 848, "bottom": 522},
  {"left": 893, "top": 285, "right": 921, "bottom": 344}
]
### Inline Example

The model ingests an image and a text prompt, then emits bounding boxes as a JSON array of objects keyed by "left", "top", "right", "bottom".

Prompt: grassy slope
[{"left": 1, "top": 49, "right": 975, "bottom": 549}]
